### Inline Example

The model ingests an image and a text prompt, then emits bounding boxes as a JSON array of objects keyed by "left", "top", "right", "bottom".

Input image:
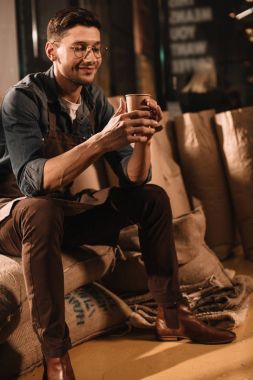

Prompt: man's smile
[{"left": 76, "top": 64, "right": 96, "bottom": 72}]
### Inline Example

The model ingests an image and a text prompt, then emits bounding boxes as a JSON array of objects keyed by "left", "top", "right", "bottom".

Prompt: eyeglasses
[
  {"left": 70, "top": 43, "right": 108, "bottom": 59},
  {"left": 52, "top": 41, "right": 108, "bottom": 59}
]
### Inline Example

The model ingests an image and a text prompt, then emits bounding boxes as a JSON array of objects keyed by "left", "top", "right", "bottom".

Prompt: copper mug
[{"left": 125, "top": 93, "right": 151, "bottom": 112}]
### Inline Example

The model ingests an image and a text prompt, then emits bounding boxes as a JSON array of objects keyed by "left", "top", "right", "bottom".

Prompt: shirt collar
[
  {"left": 44, "top": 65, "right": 95, "bottom": 112},
  {"left": 44, "top": 65, "right": 59, "bottom": 105}
]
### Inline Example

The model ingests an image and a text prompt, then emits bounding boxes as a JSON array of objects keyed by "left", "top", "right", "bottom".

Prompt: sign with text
[{"left": 168, "top": 0, "right": 214, "bottom": 75}]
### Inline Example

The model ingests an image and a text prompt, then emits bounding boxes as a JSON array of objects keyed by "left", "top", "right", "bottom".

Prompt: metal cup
[{"left": 125, "top": 93, "right": 151, "bottom": 112}]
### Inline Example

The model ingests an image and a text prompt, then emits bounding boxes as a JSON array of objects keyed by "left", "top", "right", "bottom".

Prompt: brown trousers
[{"left": 0, "top": 184, "right": 180, "bottom": 358}]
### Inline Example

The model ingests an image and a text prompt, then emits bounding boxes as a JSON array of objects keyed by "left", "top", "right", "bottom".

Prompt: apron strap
[
  {"left": 47, "top": 95, "right": 96, "bottom": 139},
  {"left": 88, "top": 109, "right": 96, "bottom": 135},
  {"left": 83, "top": 87, "right": 96, "bottom": 135},
  {"left": 48, "top": 110, "right": 58, "bottom": 137}
]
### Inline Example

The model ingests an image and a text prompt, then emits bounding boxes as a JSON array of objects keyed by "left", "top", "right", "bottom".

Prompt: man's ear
[{"left": 45, "top": 41, "right": 57, "bottom": 61}]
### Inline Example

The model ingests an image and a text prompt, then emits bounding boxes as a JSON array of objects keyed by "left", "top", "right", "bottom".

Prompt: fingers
[
  {"left": 128, "top": 134, "right": 151, "bottom": 143},
  {"left": 121, "top": 101, "right": 162, "bottom": 122},
  {"left": 120, "top": 113, "right": 163, "bottom": 136},
  {"left": 121, "top": 110, "right": 148, "bottom": 119},
  {"left": 121, "top": 109, "right": 155, "bottom": 120},
  {"left": 125, "top": 117, "right": 159, "bottom": 128},
  {"left": 143, "top": 98, "right": 163, "bottom": 121},
  {"left": 114, "top": 97, "right": 127, "bottom": 116},
  {"left": 128, "top": 126, "right": 156, "bottom": 136},
  {"left": 154, "top": 124, "right": 163, "bottom": 132}
]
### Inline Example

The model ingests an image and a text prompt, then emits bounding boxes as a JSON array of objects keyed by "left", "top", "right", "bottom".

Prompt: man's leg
[
  {"left": 63, "top": 184, "right": 235, "bottom": 344},
  {"left": 0, "top": 197, "right": 71, "bottom": 358},
  {"left": 64, "top": 184, "right": 181, "bottom": 304},
  {"left": 109, "top": 185, "right": 235, "bottom": 344},
  {"left": 110, "top": 184, "right": 181, "bottom": 305}
]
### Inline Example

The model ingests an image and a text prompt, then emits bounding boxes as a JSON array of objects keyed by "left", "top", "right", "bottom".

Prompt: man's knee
[
  {"left": 140, "top": 184, "right": 170, "bottom": 206},
  {"left": 13, "top": 197, "right": 64, "bottom": 228}
]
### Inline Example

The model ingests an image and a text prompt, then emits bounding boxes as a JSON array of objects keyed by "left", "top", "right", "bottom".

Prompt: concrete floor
[{"left": 20, "top": 255, "right": 253, "bottom": 380}]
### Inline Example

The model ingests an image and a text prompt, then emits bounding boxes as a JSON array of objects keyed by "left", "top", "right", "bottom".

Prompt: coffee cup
[{"left": 125, "top": 93, "right": 151, "bottom": 112}]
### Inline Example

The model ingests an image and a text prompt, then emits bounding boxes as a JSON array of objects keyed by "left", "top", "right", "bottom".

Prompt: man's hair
[{"left": 47, "top": 7, "right": 101, "bottom": 41}]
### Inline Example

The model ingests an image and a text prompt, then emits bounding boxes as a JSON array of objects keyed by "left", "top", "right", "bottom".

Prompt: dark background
[{"left": 15, "top": 0, "right": 253, "bottom": 109}]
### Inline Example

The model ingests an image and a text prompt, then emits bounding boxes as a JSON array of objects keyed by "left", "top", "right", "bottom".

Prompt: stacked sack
[
  {"left": 215, "top": 106, "right": 253, "bottom": 261},
  {"left": 174, "top": 110, "right": 236, "bottom": 260}
]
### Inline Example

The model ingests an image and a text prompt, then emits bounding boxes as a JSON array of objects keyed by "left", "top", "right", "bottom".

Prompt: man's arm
[
  {"left": 2, "top": 87, "right": 160, "bottom": 195},
  {"left": 123, "top": 97, "right": 163, "bottom": 184},
  {"left": 126, "top": 141, "right": 151, "bottom": 184},
  {"left": 2, "top": 87, "right": 48, "bottom": 196},
  {"left": 43, "top": 99, "right": 159, "bottom": 190}
]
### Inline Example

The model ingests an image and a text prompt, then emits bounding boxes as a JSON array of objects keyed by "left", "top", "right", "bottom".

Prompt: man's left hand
[{"left": 145, "top": 98, "right": 163, "bottom": 123}]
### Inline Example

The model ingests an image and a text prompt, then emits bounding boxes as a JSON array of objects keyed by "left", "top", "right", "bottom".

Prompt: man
[{"left": 0, "top": 7, "right": 235, "bottom": 380}]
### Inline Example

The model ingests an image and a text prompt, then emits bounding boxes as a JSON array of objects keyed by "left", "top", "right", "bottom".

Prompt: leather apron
[{"left": 0, "top": 108, "right": 110, "bottom": 222}]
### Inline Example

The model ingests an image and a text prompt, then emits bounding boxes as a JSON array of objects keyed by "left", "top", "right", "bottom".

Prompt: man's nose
[{"left": 83, "top": 46, "right": 96, "bottom": 60}]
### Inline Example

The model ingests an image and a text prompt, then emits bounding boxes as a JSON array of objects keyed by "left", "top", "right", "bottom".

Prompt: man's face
[{"left": 52, "top": 25, "right": 102, "bottom": 86}]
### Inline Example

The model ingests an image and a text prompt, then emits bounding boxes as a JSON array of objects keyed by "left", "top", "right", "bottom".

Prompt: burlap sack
[
  {"left": 215, "top": 107, "right": 253, "bottom": 260},
  {"left": 150, "top": 111, "right": 191, "bottom": 217},
  {"left": 102, "top": 208, "right": 233, "bottom": 293},
  {"left": 102, "top": 248, "right": 148, "bottom": 293},
  {"left": 62, "top": 245, "right": 115, "bottom": 294},
  {"left": 0, "top": 245, "right": 115, "bottom": 344},
  {"left": 0, "top": 286, "right": 21, "bottom": 345},
  {"left": 175, "top": 208, "right": 232, "bottom": 286},
  {"left": 174, "top": 110, "right": 235, "bottom": 259},
  {"left": 101, "top": 227, "right": 147, "bottom": 293},
  {"left": 0, "top": 282, "right": 131, "bottom": 379},
  {"left": 0, "top": 255, "right": 27, "bottom": 344}
]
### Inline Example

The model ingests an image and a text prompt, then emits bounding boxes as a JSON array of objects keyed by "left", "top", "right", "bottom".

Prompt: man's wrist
[{"left": 87, "top": 132, "right": 108, "bottom": 156}]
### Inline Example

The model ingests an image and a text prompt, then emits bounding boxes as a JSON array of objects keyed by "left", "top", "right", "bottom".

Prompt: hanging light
[
  {"left": 228, "top": 12, "right": 236, "bottom": 18},
  {"left": 245, "top": 28, "right": 253, "bottom": 34},
  {"left": 235, "top": 7, "right": 253, "bottom": 20}
]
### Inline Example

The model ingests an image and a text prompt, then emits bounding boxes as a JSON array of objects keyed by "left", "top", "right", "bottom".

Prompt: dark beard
[
  {"left": 56, "top": 57, "right": 96, "bottom": 85},
  {"left": 70, "top": 77, "right": 90, "bottom": 86}
]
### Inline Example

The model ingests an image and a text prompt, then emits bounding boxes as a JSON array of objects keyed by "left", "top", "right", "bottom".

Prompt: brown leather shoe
[
  {"left": 156, "top": 299, "right": 236, "bottom": 344},
  {"left": 42, "top": 352, "right": 76, "bottom": 380}
]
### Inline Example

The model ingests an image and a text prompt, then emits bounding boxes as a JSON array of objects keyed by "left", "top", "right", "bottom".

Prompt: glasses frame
[
  {"left": 71, "top": 44, "right": 109, "bottom": 59},
  {"left": 51, "top": 41, "right": 108, "bottom": 60}
]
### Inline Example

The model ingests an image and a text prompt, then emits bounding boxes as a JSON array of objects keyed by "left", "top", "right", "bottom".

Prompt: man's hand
[
  {"left": 145, "top": 97, "right": 163, "bottom": 123},
  {"left": 100, "top": 98, "right": 162, "bottom": 152}
]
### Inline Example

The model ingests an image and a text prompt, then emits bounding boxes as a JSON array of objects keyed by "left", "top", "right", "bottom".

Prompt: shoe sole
[{"left": 157, "top": 334, "right": 236, "bottom": 344}]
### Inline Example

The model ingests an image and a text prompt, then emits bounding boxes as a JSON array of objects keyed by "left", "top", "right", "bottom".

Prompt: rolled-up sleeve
[{"left": 2, "top": 87, "right": 46, "bottom": 196}]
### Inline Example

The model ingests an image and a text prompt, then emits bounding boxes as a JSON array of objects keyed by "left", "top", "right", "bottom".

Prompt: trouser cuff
[
  {"left": 42, "top": 335, "right": 72, "bottom": 359},
  {"left": 148, "top": 275, "right": 182, "bottom": 306}
]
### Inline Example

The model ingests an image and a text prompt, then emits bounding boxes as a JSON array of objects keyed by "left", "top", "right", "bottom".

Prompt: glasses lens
[
  {"left": 73, "top": 47, "right": 85, "bottom": 58},
  {"left": 74, "top": 45, "right": 108, "bottom": 59},
  {"left": 100, "top": 45, "right": 108, "bottom": 57}
]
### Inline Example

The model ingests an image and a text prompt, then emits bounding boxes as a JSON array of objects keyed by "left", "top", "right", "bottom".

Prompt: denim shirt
[{"left": 0, "top": 66, "right": 147, "bottom": 197}]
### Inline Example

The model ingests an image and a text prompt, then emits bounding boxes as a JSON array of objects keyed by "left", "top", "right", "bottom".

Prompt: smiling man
[
  {"left": 0, "top": 7, "right": 235, "bottom": 380},
  {"left": 48, "top": 25, "right": 102, "bottom": 92}
]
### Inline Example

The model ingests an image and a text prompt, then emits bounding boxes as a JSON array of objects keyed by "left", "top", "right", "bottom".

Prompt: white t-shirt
[{"left": 61, "top": 97, "right": 81, "bottom": 122}]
